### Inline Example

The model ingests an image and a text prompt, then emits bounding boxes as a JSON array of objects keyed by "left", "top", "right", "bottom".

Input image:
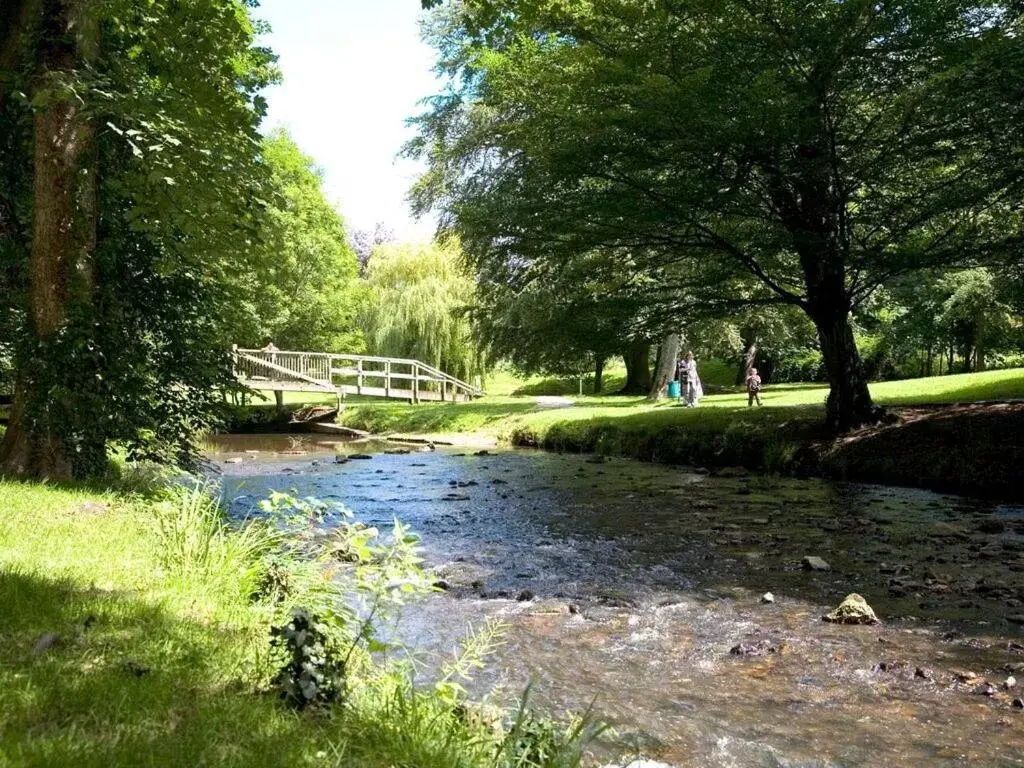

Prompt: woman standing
[{"left": 682, "top": 351, "right": 701, "bottom": 407}]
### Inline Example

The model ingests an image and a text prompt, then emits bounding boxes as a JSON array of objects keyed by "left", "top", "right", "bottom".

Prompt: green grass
[
  {"left": 339, "top": 368, "right": 1024, "bottom": 439},
  {"left": 0, "top": 480, "right": 592, "bottom": 767}
]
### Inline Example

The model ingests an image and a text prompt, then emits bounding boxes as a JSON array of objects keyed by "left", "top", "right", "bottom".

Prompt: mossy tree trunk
[{"left": 0, "top": 0, "right": 98, "bottom": 480}]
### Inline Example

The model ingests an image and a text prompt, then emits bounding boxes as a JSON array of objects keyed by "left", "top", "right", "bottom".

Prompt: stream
[{"left": 210, "top": 434, "right": 1024, "bottom": 767}]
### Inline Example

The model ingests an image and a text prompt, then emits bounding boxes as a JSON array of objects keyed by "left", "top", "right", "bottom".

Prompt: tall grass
[{"left": 0, "top": 478, "right": 602, "bottom": 767}]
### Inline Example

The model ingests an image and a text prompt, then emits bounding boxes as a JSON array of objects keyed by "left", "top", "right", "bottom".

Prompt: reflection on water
[{"left": 210, "top": 434, "right": 1024, "bottom": 767}]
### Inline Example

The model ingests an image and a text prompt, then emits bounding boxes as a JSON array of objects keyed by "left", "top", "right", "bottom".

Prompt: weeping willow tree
[{"left": 360, "top": 241, "right": 486, "bottom": 383}]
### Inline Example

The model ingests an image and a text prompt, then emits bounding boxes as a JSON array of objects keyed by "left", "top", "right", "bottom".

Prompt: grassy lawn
[{"left": 338, "top": 368, "right": 1024, "bottom": 440}]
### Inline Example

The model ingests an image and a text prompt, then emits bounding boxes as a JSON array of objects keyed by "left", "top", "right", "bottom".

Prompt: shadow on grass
[{"left": 0, "top": 569, "right": 317, "bottom": 768}]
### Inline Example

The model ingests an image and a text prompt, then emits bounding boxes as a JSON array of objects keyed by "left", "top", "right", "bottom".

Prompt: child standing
[{"left": 746, "top": 367, "right": 763, "bottom": 407}]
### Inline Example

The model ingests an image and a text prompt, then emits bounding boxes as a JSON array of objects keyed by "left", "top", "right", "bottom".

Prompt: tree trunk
[
  {"left": 593, "top": 356, "right": 605, "bottom": 394},
  {"left": 734, "top": 327, "right": 758, "bottom": 385},
  {"left": 647, "top": 332, "right": 680, "bottom": 400},
  {"left": 812, "top": 310, "right": 875, "bottom": 432},
  {"left": 0, "top": 0, "right": 98, "bottom": 480},
  {"left": 619, "top": 340, "right": 652, "bottom": 395}
]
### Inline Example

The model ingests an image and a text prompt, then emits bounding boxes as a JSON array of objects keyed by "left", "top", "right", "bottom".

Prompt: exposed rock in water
[
  {"left": 526, "top": 599, "right": 572, "bottom": 616},
  {"left": 516, "top": 589, "right": 536, "bottom": 602},
  {"left": 729, "top": 639, "right": 780, "bottom": 657},
  {"left": 761, "top": 592, "right": 775, "bottom": 604},
  {"left": 802, "top": 556, "right": 831, "bottom": 571},
  {"left": 823, "top": 594, "right": 880, "bottom": 625},
  {"left": 224, "top": 457, "right": 243, "bottom": 464},
  {"left": 349, "top": 453, "right": 373, "bottom": 460}
]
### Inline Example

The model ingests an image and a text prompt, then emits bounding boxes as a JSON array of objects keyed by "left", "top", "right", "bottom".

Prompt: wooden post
[
  {"left": 412, "top": 363, "right": 419, "bottom": 404},
  {"left": 385, "top": 360, "right": 391, "bottom": 398},
  {"left": 357, "top": 359, "right": 363, "bottom": 395},
  {"left": 441, "top": 377, "right": 446, "bottom": 402}
]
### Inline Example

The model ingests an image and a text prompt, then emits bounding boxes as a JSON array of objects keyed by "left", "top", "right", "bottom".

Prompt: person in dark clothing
[{"left": 746, "top": 367, "right": 763, "bottom": 407}]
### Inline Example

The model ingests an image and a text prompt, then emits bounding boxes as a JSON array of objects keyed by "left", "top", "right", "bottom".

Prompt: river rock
[
  {"left": 224, "top": 457, "right": 243, "bottom": 464},
  {"left": 930, "top": 522, "right": 968, "bottom": 541},
  {"left": 434, "top": 562, "right": 489, "bottom": 589},
  {"left": 349, "top": 453, "right": 373, "bottom": 460},
  {"left": 915, "top": 666, "right": 934, "bottom": 680},
  {"left": 802, "top": 556, "right": 831, "bottom": 572},
  {"left": 761, "top": 592, "right": 775, "bottom": 604},
  {"left": 526, "top": 599, "right": 572, "bottom": 616},
  {"left": 1014, "top": 698, "right": 1024, "bottom": 709},
  {"left": 729, "top": 639, "right": 779, "bottom": 656},
  {"left": 516, "top": 589, "right": 536, "bottom": 602},
  {"left": 823, "top": 594, "right": 880, "bottom": 625},
  {"left": 1005, "top": 676, "right": 1017, "bottom": 689}
]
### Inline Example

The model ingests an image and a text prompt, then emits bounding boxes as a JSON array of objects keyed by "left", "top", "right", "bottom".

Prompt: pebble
[
  {"left": 915, "top": 667, "right": 934, "bottom": 680},
  {"left": 1005, "top": 676, "right": 1017, "bottom": 689},
  {"left": 1013, "top": 698, "right": 1024, "bottom": 709},
  {"left": 802, "top": 556, "right": 830, "bottom": 571},
  {"left": 761, "top": 592, "right": 775, "bottom": 604}
]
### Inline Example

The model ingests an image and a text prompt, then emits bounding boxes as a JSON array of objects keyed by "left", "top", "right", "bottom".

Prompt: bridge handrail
[{"left": 233, "top": 347, "right": 484, "bottom": 399}]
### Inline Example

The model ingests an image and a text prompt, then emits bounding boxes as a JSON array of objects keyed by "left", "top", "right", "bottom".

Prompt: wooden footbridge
[{"left": 232, "top": 346, "right": 484, "bottom": 403}]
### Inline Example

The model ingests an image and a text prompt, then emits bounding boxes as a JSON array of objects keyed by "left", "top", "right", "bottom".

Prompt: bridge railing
[{"left": 232, "top": 347, "right": 484, "bottom": 402}]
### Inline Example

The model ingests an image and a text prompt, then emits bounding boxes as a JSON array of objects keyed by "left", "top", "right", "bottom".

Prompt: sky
[{"left": 256, "top": 0, "right": 441, "bottom": 241}]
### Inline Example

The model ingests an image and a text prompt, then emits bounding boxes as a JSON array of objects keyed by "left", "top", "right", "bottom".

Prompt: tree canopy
[
  {"left": 360, "top": 240, "right": 486, "bottom": 384},
  {"left": 242, "top": 129, "right": 363, "bottom": 354},
  {"left": 0, "top": 0, "right": 278, "bottom": 476},
  {"left": 412, "top": 0, "right": 1024, "bottom": 429}
]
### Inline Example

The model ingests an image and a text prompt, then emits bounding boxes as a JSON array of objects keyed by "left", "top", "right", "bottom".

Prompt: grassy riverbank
[
  {"left": 336, "top": 369, "right": 1024, "bottom": 498},
  {"left": 0, "top": 479, "right": 591, "bottom": 767}
]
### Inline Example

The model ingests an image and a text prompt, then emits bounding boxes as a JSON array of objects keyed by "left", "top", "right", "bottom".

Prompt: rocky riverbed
[{"left": 212, "top": 434, "right": 1024, "bottom": 766}]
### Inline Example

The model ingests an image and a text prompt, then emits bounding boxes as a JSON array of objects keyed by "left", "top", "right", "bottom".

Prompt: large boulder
[{"left": 823, "top": 593, "right": 880, "bottom": 625}]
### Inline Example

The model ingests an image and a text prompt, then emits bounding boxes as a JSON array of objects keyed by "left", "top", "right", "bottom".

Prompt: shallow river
[{"left": 211, "top": 434, "right": 1024, "bottom": 767}]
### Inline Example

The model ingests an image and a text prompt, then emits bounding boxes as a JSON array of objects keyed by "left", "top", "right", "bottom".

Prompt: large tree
[
  {"left": 414, "top": 0, "right": 1024, "bottom": 429},
  {"left": 0, "top": 0, "right": 277, "bottom": 477},
  {"left": 360, "top": 240, "right": 487, "bottom": 383},
  {"left": 243, "top": 129, "right": 363, "bottom": 354}
]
